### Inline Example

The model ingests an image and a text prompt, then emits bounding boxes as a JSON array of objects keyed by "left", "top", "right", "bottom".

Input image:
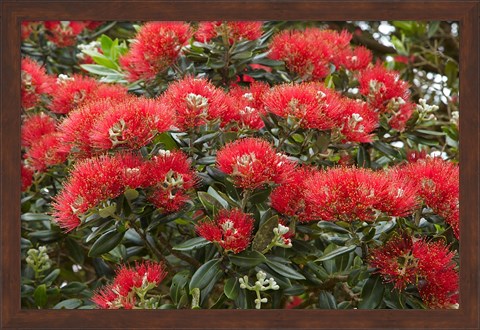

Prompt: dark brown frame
[{"left": 1, "top": 1, "right": 479, "bottom": 329}]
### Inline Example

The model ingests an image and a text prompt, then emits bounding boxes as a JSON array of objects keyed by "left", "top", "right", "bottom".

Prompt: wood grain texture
[{"left": 1, "top": 1, "right": 478, "bottom": 329}]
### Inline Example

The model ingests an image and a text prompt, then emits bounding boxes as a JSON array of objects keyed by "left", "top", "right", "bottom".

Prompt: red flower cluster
[
  {"left": 52, "top": 151, "right": 195, "bottom": 231},
  {"left": 396, "top": 157, "right": 459, "bottom": 238},
  {"left": 304, "top": 167, "right": 417, "bottom": 222},
  {"left": 195, "top": 21, "right": 263, "bottom": 44},
  {"left": 357, "top": 64, "right": 414, "bottom": 131},
  {"left": 196, "top": 209, "right": 254, "bottom": 253},
  {"left": 223, "top": 81, "right": 269, "bottom": 130},
  {"left": 269, "top": 28, "right": 367, "bottom": 80},
  {"left": 90, "top": 97, "right": 174, "bottom": 151},
  {"left": 21, "top": 58, "right": 55, "bottom": 109},
  {"left": 59, "top": 96, "right": 173, "bottom": 156},
  {"left": 270, "top": 167, "right": 315, "bottom": 221},
  {"left": 120, "top": 22, "right": 193, "bottom": 82},
  {"left": 92, "top": 261, "right": 167, "bottom": 309},
  {"left": 162, "top": 76, "right": 228, "bottom": 131},
  {"left": 335, "top": 98, "right": 378, "bottom": 143},
  {"left": 147, "top": 150, "right": 197, "bottom": 213},
  {"left": 369, "top": 235, "right": 458, "bottom": 309},
  {"left": 50, "top": 74, "right": 128, "bottom": 114},
  {"left": 25, "top": 133, "right": 68, "bottom": 172},
  {"left": 21, "top": 113, "right": 68, "bottom": 172},
  {"left": 21, "top": 163, "right": 34, "bottom": 191},
  {"left": 216, "top": 137, "right": 295, "bottom": 190},
  {"left": 263, "top": 83, "right": 341, "bottom": 130},
  {"left": 263, "top": 83, "right": 378, "bottom": 143},
  {"left": 21, "top": 113, "right": 57, "bottom": 148},
  {"left": 44, "top": 21, "right": 89, "bottom": 47},
  {"left": 333, "top": 46, "right": 373, "bottom": 71}
]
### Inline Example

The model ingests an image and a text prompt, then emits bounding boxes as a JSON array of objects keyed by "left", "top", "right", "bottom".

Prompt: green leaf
[
  {"left": 80, "top": 64, "right": 121, "bottom": 76},
  {"left": 65, "top": 237, "right": 85, "bottom": 265},
  {"left": 34, "top": 284, "right": 48, "bottom": 308},
  {"left": 231, "top": 51, "right": 253, "bottom": 60},
  {"left": 252, "top": 215, "right": 278, "bottom": 252},
  {"left": 249, "top": 187, "right": 272, "bottom": 204},
  {"left": 224, "top": 277, "right": 240, "bottom": 300},
  {"left": 53, "top": 298, "right": 83, "bottom": 309},
  {"left": 60, "top": 282, "right": 87, "bottom": 294},
  {"left": 390, "top": 35, "right": 408, "bottom": 55},
  {"left": 100, "top": 34, "right": 113, "bottom": 57},
  {"left": 315, "top": 245, "right": 356, "bottom": 262},
  {"left": 189, "top": 259, "right": 222, "bottom": 291},
  {"left": 372, "top": 141, "right": 401, "bottom": 159},
  {"left": 170, "top": 271, "right": 189, "bottom": 305},
  {"left": 318, "top": 290, "right": 337, "bottom": 309},
  {"left": 229, "top": 250, "right": 266, "bottom": 268},
  {"left": 306, "top": 262, "right": 329, "bottom": 281},
  {"left": 21, "top": 213, "right": 51, "bottom": 221},
  {"left": 173, "top": 237, "right": 211, "bottom": 251},
  {"left": 155, "top": 132, "right": 178, "bottom": 150},
  {"left": 198, "top": 191, "right": 224, "bottom": 213},
  {"left": 317, "top": 221, "right": 351, "bottom": 234},
  {"left": 194, "top": 132, "right": 220, "bottom": 145},
  {"left": 98, "top": 204, "right": 116, "bottom": 218},
  {"left": 358, "top": 275, "right": 385, "bottom": 309},
  {"left": 124, "top": 188, "right": 139, "bottom": 201},
  {"left": 190, "top": 287, "right": 201, "bottom": 309},
  {"left": 251, "top": 57, "right": 284, "bottom": 67},
  {"left": 207, "top": 187, "right": 229, "bottom": 209},
  {"left": 427, "top": 21, "right": 440, "bottom": 38},
  {"left": 41, "top": 269, "right": 60, "bottom": 286},
  {"left": 88, "top": 230, "right": 125, "bottom": 257},
  {"left": 265, "top": 260, "right": 306, "bottom": 280}
]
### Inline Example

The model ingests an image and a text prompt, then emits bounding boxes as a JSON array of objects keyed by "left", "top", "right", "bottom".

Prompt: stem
[
  {"left": 130, "top": 221, "right": 172, "bottom": 272},
  {"left": 240, "top": 189, "right": 251, "bottom": 211}
]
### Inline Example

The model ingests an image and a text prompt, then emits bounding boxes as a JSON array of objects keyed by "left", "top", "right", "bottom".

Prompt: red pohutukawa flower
[
  {"left": 50, "top": 75, "right": 129, "bottom": 114},
  {"left": 44, "top": 21, "right": 88, "bottom": 47},
  {"left": 397, "top": 157, "right": 459, "bottom": 238},
  {"left": 120, "top": 22, "right": 193, "bottom": 82},
  {"left": 333, "top": 99, "right": 378, "bottom": 143},
  {"left": 216, "top": 137, "right": 295, "bottom": 190},
  {"left": 196, "top": 209, "right": 254, "bottom": 253},
  {"left": 25, "top": 133, "right": 69, "bottom": 172},
  {"left": 89, "top": 97, "right": 175, "bottom": 151},
  {"left": 21, "top": 58, "right": 55, "bottom": 109},
  {"left": 268, "top": 28, "right": 352, "bottom": 80},
  {"left": 263, "top": 83, "right": 341, "bottom": 130},
  {"left": 333, "top": 46, "right": 373, "bottom": 71},
  {"left": 369, "top": 235, "right": 458, "bottom": 309},
  {"left": 58, "top": 99, "right": 117, "bottom": 157},
  {"left": 304, "top": 167, "right": 417, "bottom": 222},
  {"left": 195, "top": 21, "right": 263, "bottom": 43},
  {"left": 270, "top": 167, "right": 316, "bottom": 221},
  {"left": 147, "top": 150, "right": 197, "bottom": 213},
  {"left": 92, "top": 261, "right": 167, "bottom": 309},
  {"left": 162, "top": 76, "right": 228, "bottom": 130},
  {"left": 21, "top": 163, "right": 34, "bottom": 192},
  {"left": 223, "top": 81, "right": 270, "bottom": 130},
  {"left": 21, "top": 113, "right": 57, "bottom": 148},
  {"left": 357, "top": 64, "right": 413, "bottom": 130},
  {"left": 52, "top": 153, "right": 148, "bottom": 231}
]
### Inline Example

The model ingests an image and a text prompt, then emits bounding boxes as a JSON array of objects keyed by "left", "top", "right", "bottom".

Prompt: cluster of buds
[
  {"left": 262, "top": 223, "right": 293, "bottom": 254},
  {"left": 416, "top": 98, "right": 439, "bottom": 121},
  {"left": 26, "top": 246, "right": 52, "bottom": 279},
  {"left": 239, "top": 271, "right": 280, "bottom": 309}
]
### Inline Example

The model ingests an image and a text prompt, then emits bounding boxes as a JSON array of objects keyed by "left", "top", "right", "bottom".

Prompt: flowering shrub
[{"left": 21, "top": 20, "right": 459, "bottom": 310}]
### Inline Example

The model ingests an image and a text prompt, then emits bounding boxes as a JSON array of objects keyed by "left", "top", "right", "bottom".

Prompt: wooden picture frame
[{"left": 1, "top": 0, "right": 478, "bottom": 329}]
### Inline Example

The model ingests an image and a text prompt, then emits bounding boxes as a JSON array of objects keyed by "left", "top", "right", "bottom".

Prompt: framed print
[{"left": 1, "top": 0, "right": 479, "bottom": 329}]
